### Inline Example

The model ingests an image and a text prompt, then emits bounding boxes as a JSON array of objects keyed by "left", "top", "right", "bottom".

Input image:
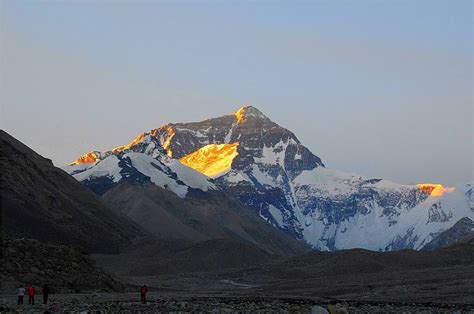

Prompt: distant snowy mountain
[
  {"left": 65, "top": 106, "right": 474, "bottom": 251},
  {"left": 294, "top": 171, "right": 473, "bottom": 250}
]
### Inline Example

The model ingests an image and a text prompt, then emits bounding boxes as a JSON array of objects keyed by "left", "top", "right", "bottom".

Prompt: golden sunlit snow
[
  {"left": 153, "top": 126, "right": 175, "bottom": 158},
  {"left": 179, "top": 143, "right": 239, "bottom": 178},
  {"left": 235, "top": 107, "right": 248, "bottom": 124},
  {"left": 417, "top": 183, "right": 455, "bottom": 196},
  {"left": 68, "top": 151, "right": 100, "bottom": 165}
]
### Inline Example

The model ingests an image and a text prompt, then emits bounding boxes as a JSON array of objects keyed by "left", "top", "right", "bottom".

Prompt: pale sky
[{"left": 1, "top": 0, "right": 472, "bottom": 185}]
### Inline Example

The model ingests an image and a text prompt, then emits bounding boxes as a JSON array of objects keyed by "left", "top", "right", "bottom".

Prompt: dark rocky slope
[
  {"left": 101, "top": 182, "right": 310, "bottom": 256},
  {"left": 0, "top": 234, "right": 123, "bottom": 294},
  {"left": 1, "top": 130, "right": 146, "bottom": 253}
]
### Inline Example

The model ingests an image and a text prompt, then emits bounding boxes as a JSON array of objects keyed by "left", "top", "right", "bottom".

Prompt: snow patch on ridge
[
  {"left": 268, "top": 205, "right": 285, "bottom": 227},
  {"left": 125, "top": 153, "right": 189, "bottom": 198},
  {"left": 294, "top": 167, "right": 366, "bottom": 196},
  {"left": 166, "top": 158, "right": 216, "bottom": 191},
  {"left": 73, "top": 155, "right": 122, "bottom": 183},
  {"left": 256, "top": 140, "right": 288, "bottom": 167}
]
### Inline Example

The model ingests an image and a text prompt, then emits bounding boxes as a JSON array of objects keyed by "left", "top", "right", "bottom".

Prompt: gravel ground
[{"left": 1, "top": 293, "right": 473, "bottom": 313}]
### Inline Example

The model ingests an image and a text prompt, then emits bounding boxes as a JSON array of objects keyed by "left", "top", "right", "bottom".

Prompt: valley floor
[{"left": 1, "top": 292, "right": 473, "bottom": 313}]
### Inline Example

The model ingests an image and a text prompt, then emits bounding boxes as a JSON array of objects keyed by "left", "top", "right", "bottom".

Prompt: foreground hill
[
  {"left": 1, "top": 130, "right": 145, "bottom": 253},
  {"left": 220, "top": 237, "right": 474, "bottom": 303}
]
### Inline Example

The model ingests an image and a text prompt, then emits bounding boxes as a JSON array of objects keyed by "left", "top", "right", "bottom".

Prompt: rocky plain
[{"left": 1, "top": 291, "right": 474, "bottom": 313}]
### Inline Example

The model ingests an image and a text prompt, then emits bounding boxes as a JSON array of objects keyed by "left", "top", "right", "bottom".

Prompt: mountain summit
[
  {"left": 65, "top": 106, "right": 473, "bottom": 251},
  {"left": 234, "top": 105, "right": 270, "bottom": 123}
]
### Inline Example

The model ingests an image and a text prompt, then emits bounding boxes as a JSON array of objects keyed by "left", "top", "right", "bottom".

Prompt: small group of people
[
  {"left": 18, "top": 283, "right": 148, "bottom": 305},
  {"left": 17, "top": 283, "right": 50, "bottom": 306}
]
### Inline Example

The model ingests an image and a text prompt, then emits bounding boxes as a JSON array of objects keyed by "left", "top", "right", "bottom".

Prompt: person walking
[
  {"left": 27, "top": 284, "right": 35, "bottom": 305},
  {"left": 17, "top": 285, "right": 26, "bottom": 305},
  {"left": 140, "top": 285, "right": 148, "bottom": 303},
  {"left": 42, "top": 284, "right": 50, "bottom": 304}
]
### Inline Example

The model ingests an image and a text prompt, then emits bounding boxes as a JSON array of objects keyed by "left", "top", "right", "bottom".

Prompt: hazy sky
[{"left": 1, "top": 0, "right": 472, "bottom": 185}]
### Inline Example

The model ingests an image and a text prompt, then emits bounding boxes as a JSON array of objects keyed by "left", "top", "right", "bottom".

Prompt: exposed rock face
[
  {"left": 0, "top": 235, "right": 124, "bottom": 294},
  {"left": 65, "top": 106, "right": 474, "bottom": 251},
  {"left": 0, "top": 130, "right": 145, "bottom": 253}
]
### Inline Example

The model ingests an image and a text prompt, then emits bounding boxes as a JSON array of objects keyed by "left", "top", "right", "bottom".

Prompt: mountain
[
  {"left": 65, "top": 106, "right": 474, "bottom": 251},
  {"left": 64, "top": 133, "right": 309, "bottom": 256},
  {"left": 1, "top": 130, "right": 145, "bottom": 253}
]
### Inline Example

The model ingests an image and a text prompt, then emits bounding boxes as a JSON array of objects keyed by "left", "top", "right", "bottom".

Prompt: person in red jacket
[
  {"left": 140, "top": 285, "right": 148, "bottom": 303},
  {"left": 26, "top": 284, "right": 35, "bottom": 305}
]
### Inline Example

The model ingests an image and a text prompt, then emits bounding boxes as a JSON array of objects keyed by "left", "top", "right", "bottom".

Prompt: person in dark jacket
[
  {"left": 26, "top": 284, "right": 35, "bottom": 305},
  {"left": 42, "top": 284, "right": 50, "bottom": 304},
  {"left": 140, "top": 285, "right": 148, "bottom": 303}
]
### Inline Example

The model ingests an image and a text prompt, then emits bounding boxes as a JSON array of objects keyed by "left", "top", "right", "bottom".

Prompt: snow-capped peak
[{"left": 234, "top": 105, "right": 270, "bottom": 123}]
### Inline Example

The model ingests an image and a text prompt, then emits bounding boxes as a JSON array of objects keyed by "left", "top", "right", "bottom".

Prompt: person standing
[
  {"left": 140, "top": 285, "right": 148, "bottom": 303},
  {"left": 17, "top": 285, "right": 26, "bottom": 305},
  {"left": 27, "top": 284, "right": 35, "bottom": 305},
  {"left": 42, "top": 284, "right": 50, "bottom": 304}
]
